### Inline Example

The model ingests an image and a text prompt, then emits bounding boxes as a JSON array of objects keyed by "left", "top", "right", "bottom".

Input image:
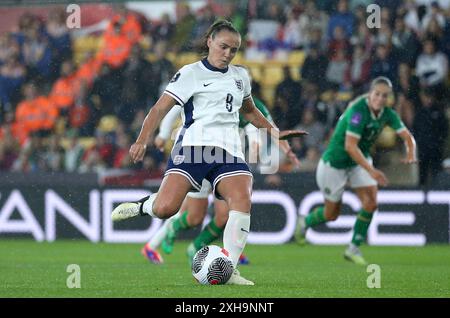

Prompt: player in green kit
[
  {"left": 142, "top": 75, "right": 300, "bottom": 265},
  {"left": 294, "top": 77, "right": 417, "bottom": 265}
]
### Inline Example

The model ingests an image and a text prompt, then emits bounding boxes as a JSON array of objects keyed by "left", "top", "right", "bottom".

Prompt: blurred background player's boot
[
  {"left": 186, "top": 242, "right": 197, "bottom": 266},
  {"left": 161, "top": 217, "right": 177, "bottom": 254},
  {"left": 294, "top": 215, "right": 307, "bottom": 245},
  {"left": 111, "top": 196, "right": 149, "bottom": 222},
  {"left": 141, "top": 243, "right": 164, "bottom": 264},
  {"left": 238, "top": 254, "right": 250, "bottom": 265},
  {"left": 344, "top": 244, "right": 367, "bottom": 265}
]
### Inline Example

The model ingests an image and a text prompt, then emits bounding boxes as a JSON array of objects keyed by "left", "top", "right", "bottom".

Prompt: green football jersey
[
  {"left": 322, "top": 94, "right": 406, "bottom": 169},
  {"left": 239, "top": 97, "right": 273, "bottom": 128}
]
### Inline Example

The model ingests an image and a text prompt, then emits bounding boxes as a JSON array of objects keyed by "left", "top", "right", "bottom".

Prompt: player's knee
[
  {"left": 229, "top": 194, "right": 251, "bottom": 211},
  {"left": 364, "top": 202, "right": 377, "bottom": 213}
]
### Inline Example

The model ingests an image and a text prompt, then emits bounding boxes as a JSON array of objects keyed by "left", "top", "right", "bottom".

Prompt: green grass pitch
[{"left": 1, "top": 240, "right": 449, "bottom": 298}]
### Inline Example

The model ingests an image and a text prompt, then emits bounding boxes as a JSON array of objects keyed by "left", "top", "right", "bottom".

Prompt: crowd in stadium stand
[{"left": 0, "top": 0, "right": 449, "bottom": 187}]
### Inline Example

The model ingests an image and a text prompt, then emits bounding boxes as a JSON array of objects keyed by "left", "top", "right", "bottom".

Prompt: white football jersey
[{"left": 163, "top": 59, "right": 252, "bottom": 160}]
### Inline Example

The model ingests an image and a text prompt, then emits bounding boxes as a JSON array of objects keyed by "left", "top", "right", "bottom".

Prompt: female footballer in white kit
[{"left": 111, "top": 20, "right": 306, "bottom": 285}]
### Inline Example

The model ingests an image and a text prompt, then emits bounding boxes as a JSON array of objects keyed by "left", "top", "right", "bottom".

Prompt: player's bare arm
[
  {"left": 345, "top": 134, "right": 388, "bottom": 186},
  {"left": 130, "top": 94, "right": 177, "bottom": 163},
  {"left": 398, "top": 129, "right": 417, "bottom": 164},
  {"left": 240, "top": 98, "right": 302, "bottom": 167}
]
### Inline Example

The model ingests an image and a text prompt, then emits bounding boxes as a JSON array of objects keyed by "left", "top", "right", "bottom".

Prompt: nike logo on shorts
[
  {"left": 203, "top": 83, "right": 213, "bottom": 87},
  {"left": 240, "top": 228, "right": 249, "bottom": 233}
]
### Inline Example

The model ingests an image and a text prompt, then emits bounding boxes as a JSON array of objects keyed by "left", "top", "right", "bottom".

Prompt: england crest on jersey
[{"left": 235, "top": 79, "right": 243, "bottom": 91}]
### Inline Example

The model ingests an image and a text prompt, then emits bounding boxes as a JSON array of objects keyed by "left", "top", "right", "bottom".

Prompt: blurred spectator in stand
[
  {"left": 423, "top": 16, "right": 445, "bottom": 50},
  {"left": 99, "top": 20, "right": 132, "bottom": 69},
  {"left": 391, "top": 15, "right": 420, "bottom": 66},
  {"left": 45, "top": 7, "right": 72, "bottom": 82},
  {"left": 107, "top": 4, "right": 143, "bottom": 45},
  {"left": 375, "top": 21, "right": 393, "bottom": 47},
  {"left": 347, "top": 44, "right": 371, "bottom": 94},
  {"left": 113, "top": 132, "right": 132, "bottom": 169},
  {"left": 49, "top": 59, "right": 78, "bottom": 114},
  {"left": 325, "top": 48, "right": 350, "bottom": 89},
  {"left": 21, "top": 19, "right": 53, "bottom": 84},
  {"left": 0, "top": 122, "right": 20, "bottom": 170},
  {"left": 370, "top": 44, "right": 398, "bottom": 80},
  {"left": 328, "top": 25, "right": 350, "bottom": 60},
  {"left": 130, "top": 109, "right": 146, "bottom": 141},
  {"left": 12, "top": 132, "right": 47, "bottom": 172},
  {"left": 152, "top": 13, "right": 175, "bottom": 45},
  {"left": 299, "top": 1, "right": 329, "bottom": 49},
  {"left": 222, "top": 1, "right": 246, "bottom": 36},
  {"left": 42, "top": 134, "right": 64, "bottom": 172},
  {"left": 78, "top": 147, "right": 106, "bottom": 173},
  {"left": 74, "top": 52, "right": 103, "bottom": 88},
  {"left": 170, "top": 1, "right": 196, "bottom": 52},
  {"left": 14, "top": 82, "right": 58, "bottom": 145},
  {"left": 352, "top": 4, "right": 367, "bottom": 25},
  {"left": 421, "top": 1, "right": 446, "bottom": 32},
  {"left": 274, "top": 66, "right": 302, "bottom": 129},
  {"left": 350, "top": 23, "right": 376, "bottom": 56},
  {"left": 413, "top": 89, "right": 449, "bottom": 186},
  {"left": 89, "top": 63, "right": 123, "bottom": 117},
  {"left": 119, "top": 45, "right": 156, "bottom": 126},
  {"left": 190, "top": 5, "right": 216, "bottom": 44},
  {"left": 64, "top": 130, "right": 84, "bottom": 172},
  {"left": 0, "top": 54, "right": 26, "bottom": 117},
  {"left": 297, "top": 146, "right": 321, "bottom": 172},
  {"left": 151, "top": 41, "right": 175, "bottom": 97},
  {"left": 415, "top": 38, "right": 448, "bottom": 99},
  {"left": 314, "top": 87, "right": 344, "bottom": 136},
  {"left": 0, "top": 33, "right": 20, "bottom": 65},
  {"left": 80, "top": 130, "right": 114, "bottom": 171},
  {"left": 301, "top": 44, "right": 328, "bottom": 90},
  {"left": 69, "top": 80, "right": 93, "bottom": 136},
  {"left": 327, "top": 0, "right": 355, "bottom": 41},
  {"left": 294, "top": 108, "right": 326, "bottom": 153},
  {"left": 395, "top": 62, "right": 420, "bottom": 129},
  {"left": 403, "top": 0, "right": 421, "bottom": 35},
  {"left": 282, "top": 11, "right": 304, "bottom": 50}
]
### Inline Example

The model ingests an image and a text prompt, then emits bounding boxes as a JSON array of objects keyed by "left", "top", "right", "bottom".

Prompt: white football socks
[
  {"left": 223, "top": 210, "right": 250, "bottom": 268},
  {"left": 148, "top": 213, "right": 180, "bottom": 249},
  {"left": 142, "top": 193, "right": 157, "bottom": 218}
]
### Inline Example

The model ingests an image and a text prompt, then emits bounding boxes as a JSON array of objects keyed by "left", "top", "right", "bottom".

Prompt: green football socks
[
  {"left": 193, "top": 218, "right": 223, "bottom": 250},
  {"left": 351, "top": 209, "right": 374, "bottom": 246},
  {"left": 305, "top": 206, "right": 327, "bottom": 227}
]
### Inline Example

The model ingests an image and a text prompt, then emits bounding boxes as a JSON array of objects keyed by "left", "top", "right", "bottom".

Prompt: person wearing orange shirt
[
  {"left": 15, "top": 83, "right": 59, "bottom": 144},
  {"left": 49, "top": 60, "right": 79, "bottom": 111}
]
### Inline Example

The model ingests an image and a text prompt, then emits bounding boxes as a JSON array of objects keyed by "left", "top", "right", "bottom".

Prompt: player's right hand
[
  {"left": 154, "top": 136, "right": 166, "bottom": 151},
  {"left": 129, "top": 142, "right": 147, "bottom": 163},
  {"left": 370, "top": 168, "right": 388, "bottom": 187}
]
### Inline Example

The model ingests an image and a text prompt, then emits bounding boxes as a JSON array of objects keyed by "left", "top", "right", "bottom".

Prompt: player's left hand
[{"left": 279, "top": 130, "right": 308, "bottom": 140}]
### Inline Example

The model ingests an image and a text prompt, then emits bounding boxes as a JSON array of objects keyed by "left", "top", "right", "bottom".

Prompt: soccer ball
[{"left": 192, "top": 245, "right": 234, "bottom": 285}]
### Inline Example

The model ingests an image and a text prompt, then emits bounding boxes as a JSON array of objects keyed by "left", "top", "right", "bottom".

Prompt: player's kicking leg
[{"left": 111, "top": 174, "right": 192, "bottom": 222}]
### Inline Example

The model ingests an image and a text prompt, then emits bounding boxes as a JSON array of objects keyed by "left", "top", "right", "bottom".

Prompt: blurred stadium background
[{"left": 1, "top": 0, "right": 450, "bottom": 298}]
